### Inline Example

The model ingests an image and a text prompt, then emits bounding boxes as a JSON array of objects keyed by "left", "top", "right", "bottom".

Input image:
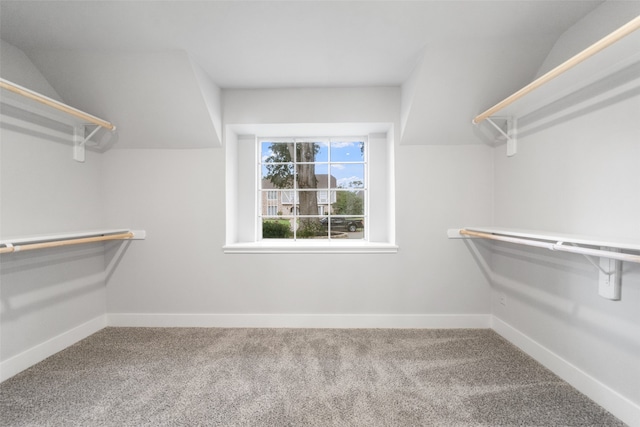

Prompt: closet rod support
[
  {"left": 597, "top": 247, "right": 621, "bottom": 300},
  {"left": 73, "top": 125, "right": 101, "bottom": 162},
  {"left": 560, "top": 242, "right": 612, "bottom": 275},
  {"left": 485, "top": 117, "right": 517, "bottom": 156},
  {"left": 82, "top": 125, "right": 101, "bottom": 146}
]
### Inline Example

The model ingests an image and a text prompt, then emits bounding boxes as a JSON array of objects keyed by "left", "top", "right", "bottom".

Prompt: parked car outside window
[{"left": 320, "top": 217, "right": 363, "bottom": 233}]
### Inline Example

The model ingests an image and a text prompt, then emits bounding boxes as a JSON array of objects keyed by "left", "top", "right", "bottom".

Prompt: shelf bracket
[
  {"left": 485, "top": 117, "right": 518, "bottom": 156},
  {"left": 73, "top": 124, "right": 101, "bottom": 162},
  {"left": 598, "top": 247, "right": 622, "bottom": 300},
  {"left": 564, "top": 242, "right": 611, "bottom": 275}
]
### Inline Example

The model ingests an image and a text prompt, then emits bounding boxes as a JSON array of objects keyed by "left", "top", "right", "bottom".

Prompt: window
[
  {"left": 259, "top": 137, "right": 366, "bottom": 240},
  {"left": 224, "top": 122, "right": 396, "bottom": 254}
]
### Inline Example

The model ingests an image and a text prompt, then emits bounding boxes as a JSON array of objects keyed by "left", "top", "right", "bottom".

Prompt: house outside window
[{"left": 259, "top": 137, "right": 366, "bottom": 240}]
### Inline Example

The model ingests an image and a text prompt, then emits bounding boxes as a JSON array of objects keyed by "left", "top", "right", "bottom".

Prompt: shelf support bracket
[
  {"left": 549, "top": 241, "right": 621, "bottom": 300},
  {"left": 566, "top": 244, "right": 611, "bottom": 275},
  {"left": 73, "top": 124, "right": 101, "bottom": 163},
  {"left": 485, "top": 117, "right": 518, "bottom": 156},
  {"left": 598, "top": 247, "right": 622, "bottom": 300}
]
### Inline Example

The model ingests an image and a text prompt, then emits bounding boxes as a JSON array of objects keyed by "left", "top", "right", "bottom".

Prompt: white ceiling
[{"left": 0, "top": 0, "right": 603, "bottom": 89}]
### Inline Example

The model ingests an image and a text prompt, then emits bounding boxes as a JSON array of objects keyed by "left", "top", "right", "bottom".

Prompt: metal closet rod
[
  {"left": 460, "top": 229, "right": 640, "bottom": 264},
  {"left": 0, "top": 78, "right": 116, "bottom": 131},
  {"left": 473, "top": 15, "right": 640, "bottom": 125},
  {"left": 0, "top": 232, "right": 134, "bottom": 254}
]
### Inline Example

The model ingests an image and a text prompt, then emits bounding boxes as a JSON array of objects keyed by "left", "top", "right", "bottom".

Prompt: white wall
[
  {"left": 103, "top": 87, "right": 494, "bottom": 324},
  {"left": 491, "top": 93, "right": 640, "bottom": 420},
  {"left": 103, "top": 145, "right": 493, "bottom": 322},
  {"left": 488, "top": 3, "right": 640, "bottom": 421},
  {"left": 0, "top": 40, "right": 107, "bottom": 376}
]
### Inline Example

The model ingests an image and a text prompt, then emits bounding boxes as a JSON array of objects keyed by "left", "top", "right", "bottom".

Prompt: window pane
[
  {"left": 262, "top": 141, "right": 293, "bottom": 163},
  {"left": 321, "top": 215, "right": 365, "bottom": 239},
  {"left": 261, "top": 190, "right": 282, "bottom": 217},
  {"left": 318, "top": 191, "right": 328, "bottom": 204},
  {"left": 314, "top": 141, "right": 329, "bottom": 162},
  {"left": 297, "top": 190, "right": 320, "bottom": 217},
  {"left": 296, "top": 217, "right": 327, "bottom": 239},
  {"left": 330, "top": 164, "right": 365, "bottom": 189},
  {"left": 261, "top": 141, "right": 295, "bottom": 190},
  {"left": 281, "top": 191, "right": 296, "bottom": 206},
  {"left": 261, "top": 164, "right": 294, "bottom": 189},
  {"left": 280, "top": 190, "right": 300, "bottom": 215},
  {"left": 296, "top": 163, "right": 318, "bottom": 190},
  {"left": 331, "top": 140, "right": 364, "bottom": 162},
  {"left": 314, "top": 164, "right": 330, "bottom": 188},
  {"left": 296, "top": 142, "right": 327, "bottom": 163},
  {"left": 332, "top": 190, "right": 365, "bottom": 215},
  {"left": 262, "top": 218, "right": 294, "bottom": 239}
]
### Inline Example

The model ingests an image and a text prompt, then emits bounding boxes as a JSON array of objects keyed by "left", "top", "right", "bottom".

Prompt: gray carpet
[{"left": 0, "top": 328, "right": 625, "bottom": 426}]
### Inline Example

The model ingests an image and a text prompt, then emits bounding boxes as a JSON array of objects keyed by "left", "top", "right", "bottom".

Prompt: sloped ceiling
[
  {"left": 0, "top": 1, "right": 606, "bottom": 148},
  {"left": 400, "top": 37, "right": 560, "bottom": 146},
  {"left": 399, "top": 0, "right": 639, "bottom": 146},
  {"left": 24, "top": 50, "right": 221, "bottom": 149}
]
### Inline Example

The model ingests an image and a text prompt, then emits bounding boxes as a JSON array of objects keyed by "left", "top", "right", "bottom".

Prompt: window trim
[
  {"left": 224, "top": 122, "right": 397, "bottom": 254},
  {"left": 223, "top": 239, "right": 398, "bottom": 254}
]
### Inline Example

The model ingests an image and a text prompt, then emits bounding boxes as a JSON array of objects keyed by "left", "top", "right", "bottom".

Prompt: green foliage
[
  {"left": 264, "top": 143, "right": 294, "bottom": 188},
  {"left": 333, "top": 191, "right": 364, "bottom": 215},
  {"left": 296, "top": 218, "right": 324, "bottom": 239},
  {"left": 262, "top": 220, "right": 292, "bottom": 238}
]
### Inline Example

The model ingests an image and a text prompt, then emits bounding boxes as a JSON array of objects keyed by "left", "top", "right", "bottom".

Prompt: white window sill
[{"left": 223, "top": 240, "right": 398, "bottom": 254}]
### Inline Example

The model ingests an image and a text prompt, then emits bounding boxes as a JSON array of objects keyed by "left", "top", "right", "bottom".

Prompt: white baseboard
[
  {"left": 491, "top": 316, "right": 640, "bottom": 427},
  {"left": 0, "top": 315, "right": 107, "bottom": 383},
  {"left": 107, "top": 313, "right": 491, "bottom": 329}
]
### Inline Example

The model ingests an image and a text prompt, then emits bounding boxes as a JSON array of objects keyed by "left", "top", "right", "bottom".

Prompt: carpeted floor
[{"left": 0, "top": 328, "right": 625, "bottom": 426}]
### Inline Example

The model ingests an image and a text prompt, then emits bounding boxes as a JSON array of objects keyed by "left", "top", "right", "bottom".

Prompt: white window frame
[
  {"left": 224, "top": 123, "right": 397, "bottom": 254},
  {"left": 258, "top": 136, "right": 368, "bottom": 242}
]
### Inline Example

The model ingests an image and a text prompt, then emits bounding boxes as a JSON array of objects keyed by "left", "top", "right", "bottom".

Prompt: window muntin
[{"left": 259, "top": 137, "right": 367, "bottom": 240}]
